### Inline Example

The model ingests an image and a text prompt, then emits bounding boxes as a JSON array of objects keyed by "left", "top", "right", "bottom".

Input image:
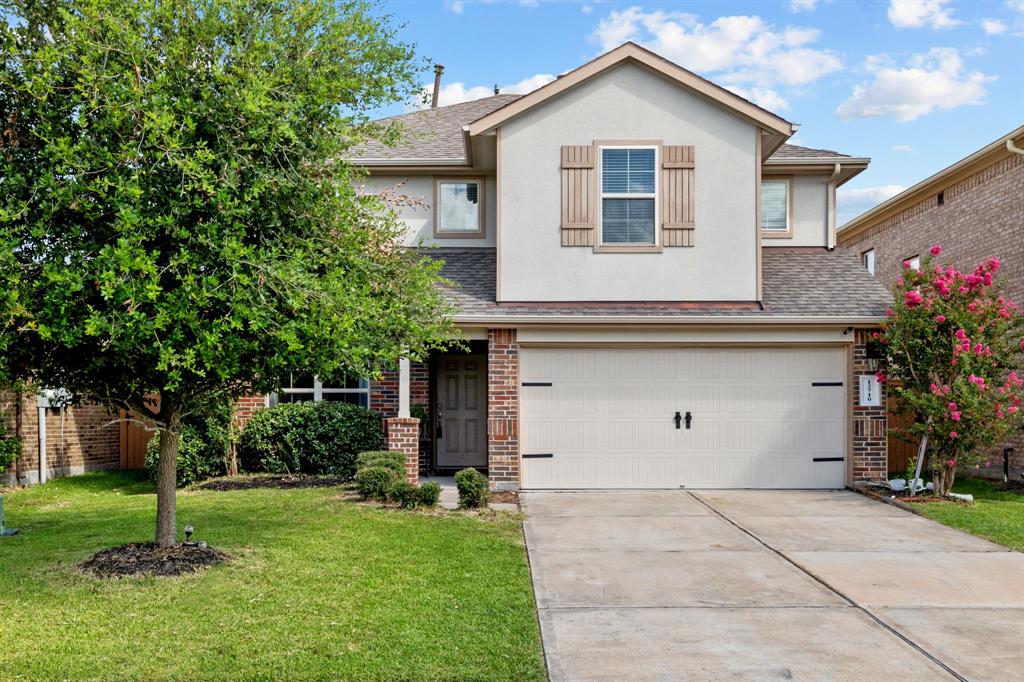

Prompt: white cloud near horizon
[
  {"left": 981, "top": 18, "right": 1007, "bottom": 34},
  {"left": 588, "top": 7, "right": 841, "bottom": 113},
  {"left": 790, "top": 0, "right": 819, "bottom": 12},
  {"left": 893, "top": 144, "right": 913, "bottom": 152},
  {"left": 835, "top": 48, "right": 994, "bottom": 122},
  {"left": 837, "top": 184, "right": 907, "bottom": 224},
  {"left": 888, "top": 0, "right": 960, "bottom": 30},
  {"left": 413, "top": 73, "right": 556, "bottom": 110}
]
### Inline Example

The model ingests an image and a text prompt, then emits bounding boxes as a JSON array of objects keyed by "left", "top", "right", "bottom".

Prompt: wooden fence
[{"left": 119, "top": 411, "right": 155, "bottom": 470}]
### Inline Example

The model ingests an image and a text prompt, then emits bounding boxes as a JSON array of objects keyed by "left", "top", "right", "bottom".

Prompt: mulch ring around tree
[
  {"left": 197, "top": 475, "right": 349, "bottom": 492},
  {"left": 78, "top": 542, "right": 228, "bottom": 578}
]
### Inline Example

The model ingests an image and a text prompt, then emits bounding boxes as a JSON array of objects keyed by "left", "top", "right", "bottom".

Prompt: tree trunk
[
  {"left": 910, "top": 431, "right": 929, "bottom": 497},
  {"left": 155, "top": 415, "right": 182, "bottom": 547}
]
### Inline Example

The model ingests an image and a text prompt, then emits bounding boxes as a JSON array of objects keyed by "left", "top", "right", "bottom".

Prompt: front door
[{"left": 436, "top": 354, "right": 488, "bottom": 470}]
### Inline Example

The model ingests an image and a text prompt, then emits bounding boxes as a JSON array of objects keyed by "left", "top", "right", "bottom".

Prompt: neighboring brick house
[
  {"left": 838, "top": 125, "right": 1024, "bottom": 478},
  {"left": 0, "top": 391, "right": 120, "bottom": 486}
]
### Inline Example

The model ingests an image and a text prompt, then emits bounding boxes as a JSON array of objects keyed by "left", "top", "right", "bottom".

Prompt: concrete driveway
[{"left": 522, "top": 489, "right": 1023, "bottom": 682}]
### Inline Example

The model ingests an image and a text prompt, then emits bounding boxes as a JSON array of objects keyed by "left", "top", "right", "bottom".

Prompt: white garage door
[{"left": 520, "top": 347, "right": 847, "bottom": 489}]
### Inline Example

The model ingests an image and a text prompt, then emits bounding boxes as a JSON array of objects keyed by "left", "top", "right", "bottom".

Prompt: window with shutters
[
  {"left": 599, "top": 147, "right": 657, "bottom": 246},
  {"left": 434, "top": 178, "right": 485, "bottom": 238},
  {"left": 760, "top": 177, "right": 792, "bottom": 238}
]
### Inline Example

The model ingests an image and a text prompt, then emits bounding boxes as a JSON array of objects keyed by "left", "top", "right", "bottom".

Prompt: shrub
[
  {"left": 389, "top": 480, "right": 419, "bottom": 509},
  {"left": 355, "top": 450, "right": 405, "bottom": 476},
  {"left": 417, "top": 481, "right": 441, "bottom": 508},
  {"left": 0, "top": 423, "right": 20, "bottom": 475},
  {"left": 355, "top": 466, "right": 397, "bottom": 500},
  {"left": 238, "top": 402, "right": 383, "bottom": 478},
  {"left": 144, "top": 402, "right": 233, "bottom": 488},
  {"left": 454, "top": 468, "right": 488, "bottom": 509}
]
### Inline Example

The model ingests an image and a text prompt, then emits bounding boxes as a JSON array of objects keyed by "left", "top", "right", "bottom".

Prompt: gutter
[
  {"left": 827, "top": 163, "right": 841, "bottom": 250},
  {"left": 452, "top": 314, "right": 885, "bottom": 326}
]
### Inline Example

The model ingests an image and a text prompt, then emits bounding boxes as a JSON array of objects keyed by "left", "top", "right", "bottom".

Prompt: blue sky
[{"left": 375, "top": 0, "right": 1023, "bottom": 224}]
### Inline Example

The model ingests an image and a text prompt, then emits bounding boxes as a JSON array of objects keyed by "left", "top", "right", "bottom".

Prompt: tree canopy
[{"left": 0, "top": 0, "right": 457, "bottom": 544}]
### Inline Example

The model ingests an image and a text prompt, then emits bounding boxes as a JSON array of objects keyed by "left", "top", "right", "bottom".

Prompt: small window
[
  {"left": 937, "top": 190, "right": 945, "bottom": 206},
  {"left": 272, "top": 373, "right": 369, "bottom": 408},
  {"left": 906, "top": 255, "right": 921, "bottom": 271},
  {"left": 862, "top": 249, "right": 876, "bottom": 276},
  {"left": 600, "top": 147, "right": 657, "bottom": 245},
  {"left": 435, "top": 178, "right": 484, "bottom": 237},
  {"left": 760, "top": 178, "right": 791, "bottom": 236}
]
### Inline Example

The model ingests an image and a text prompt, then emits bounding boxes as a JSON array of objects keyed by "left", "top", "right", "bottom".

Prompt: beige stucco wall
[
  {"left": 787, "top": 174, "right": 829, "bottom": 247},
  {"left": 359, "top": 174, "right": 497, "bottom": 247},
  {"left": 498, "top": 62, "right": 759, "bottom": 302}
]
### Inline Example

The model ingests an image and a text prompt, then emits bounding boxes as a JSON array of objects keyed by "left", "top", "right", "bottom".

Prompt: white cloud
[
  {"left": 589, "top": 7, "right": 841, "bottom": 96},
  {"left": 893, "top": 144, "right": 913, "bottom": 152},
  {"left": 416, "top": 73, "right": 556, "bottom": 110},
  {"left": 838, "top": 185, "right": 907, "bottom": 224},
  {"left": 887, "top": 0, "right": 960, "bottom": 30},
  {"left": 726, "top": 86, "right": 790, "bottom": 112},
  {"left": 835, "top": 48, "right": 994, "bottom": 122},
  {"left": 444, "top": 0, "right": 464, "bottom": 13},
  {"left": 1006, "top": 0, "right": 1024, "bottom": 11},
  {"left": 790, "top": 0, "right": 819, "bottom": 12},
  {"left": 581, "top": 4, "right": 593, "bottom": 14},
  {"left": 982, "top": 18, "right": 1007, "bottom": 34}
]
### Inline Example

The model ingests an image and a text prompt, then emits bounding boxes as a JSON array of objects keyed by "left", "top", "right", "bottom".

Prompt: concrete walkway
[{"left": 522, "top": 489, "right": 1023, "bottom": 682}]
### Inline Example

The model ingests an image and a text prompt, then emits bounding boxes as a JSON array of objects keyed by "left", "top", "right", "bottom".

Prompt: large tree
[{"left": 0, "top": 0, "right": 456, "bottom": 545}]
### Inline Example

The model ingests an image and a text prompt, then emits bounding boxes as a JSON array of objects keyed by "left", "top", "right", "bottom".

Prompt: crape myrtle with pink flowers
[{"left": 876, "top": 245, "right": 1024, "bottom": 496}]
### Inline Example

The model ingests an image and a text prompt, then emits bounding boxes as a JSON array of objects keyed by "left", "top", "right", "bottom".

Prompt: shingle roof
[
  {"left": 350, "top": 95, "right": 521, "bottom": 162},
  {"left": 351, "top": 96, "right": 855, "bottom": 163},
  {"left": 418, "top": 247, "right": 891, "bottom": 320},
  {"left": 770, "top": 144, "right": 851, "bottom": 160}
]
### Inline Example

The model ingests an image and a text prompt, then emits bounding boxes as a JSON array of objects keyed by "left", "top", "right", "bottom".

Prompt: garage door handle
[
  {"left": 674, "top": 411, "right": 682, "bottom": 429},
  {"left": 685, "top": 411, "right": 692, "bottom": 429},
  {"left": 674, "top": 412, "right": 692, "bottom": 429}
]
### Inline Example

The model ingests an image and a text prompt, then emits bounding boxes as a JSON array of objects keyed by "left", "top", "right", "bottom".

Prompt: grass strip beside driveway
[{"left": 913, "top": 478, "right": 1024, "bottom": 552}]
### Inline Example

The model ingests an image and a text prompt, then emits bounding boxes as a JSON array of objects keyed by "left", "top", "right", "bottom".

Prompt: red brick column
[
  {"left": 852, "top": 329, "right": 887, "bottom": 483},
  {"left": 386, "top": 417, "right": 420, "bottom": 485},
  {"left": 487, "top": 329, "right": 519, "bottom": 491},
  {"left": 233, "top": 395, "right": 267, "bottom": 431}
]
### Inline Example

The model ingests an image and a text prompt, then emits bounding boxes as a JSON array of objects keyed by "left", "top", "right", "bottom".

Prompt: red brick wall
[
  {"left": 369, "top": 362, "right": 430, "bottom": 471},
  {"left": 487, "top": 329, "right": 519, "bottom": 491},
  {"left": 840, "top": 153, "right": 1024, "bottom": 473},
  {"left": 233, "top": 394, "right": 267, "bottom": 431},
  {"left": 385, "top": 417, "right": 420, "bottom": 485},
  {"left": 851, "top": 329, "right": 888, "bottom": 484},
  {"left": 1, "top": 391, "right": 119, "bottom": 485}
]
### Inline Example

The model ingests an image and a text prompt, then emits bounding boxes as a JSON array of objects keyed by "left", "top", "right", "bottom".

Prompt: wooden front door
[{"left": 436, "top": 354, "right": 488, "bottom": 469}]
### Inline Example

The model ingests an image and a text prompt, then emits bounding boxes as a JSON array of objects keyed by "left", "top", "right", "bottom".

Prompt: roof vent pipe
[{"left": 431, "top": 64, "right": 444, "bottom": 109}]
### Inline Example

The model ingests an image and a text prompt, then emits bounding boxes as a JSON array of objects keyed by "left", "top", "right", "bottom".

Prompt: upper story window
[
  {"left": 906, "top": 255, "right": 921, "bottom": 271},
  {"left": 862, "top": 249, "right": 876, "bottom": 276},
  {"left": 600, "top": 147, "right": 657, "bottom": 245},
  {"left": 760, "top": 178, "right": 791, "bottom": 237},
  {"left": 434, "top": 178, "right": 484, "bottom": 238},
  {"left": 272, "top": 373, "right": 369, "bottom": 408}
]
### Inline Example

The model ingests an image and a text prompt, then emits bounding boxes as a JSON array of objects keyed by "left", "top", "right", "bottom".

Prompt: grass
[
  {"left": 913, "top": 477, "right": 1024, "bottom": 551},
  {"left": 0, "top": 472, "right": 545, "bottom": 681}
]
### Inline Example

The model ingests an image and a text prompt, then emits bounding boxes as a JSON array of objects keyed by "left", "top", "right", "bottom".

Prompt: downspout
[
  {"left": 1008, "top": 139, "right": 1024, "bottom": 156},
  {"left": 826, "top": 163, "right": 841, "bottom": 250},
  {"left": 37, "top": 401, "right": 46, "bottom": 485}
]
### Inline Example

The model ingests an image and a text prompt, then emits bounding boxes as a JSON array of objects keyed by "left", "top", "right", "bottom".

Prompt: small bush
[
  {"left": 355, "top": 450, "right": 405, "bottom": 476},
  {"left": 0, "top": 420, "right": 21, "bottom": 475},
  {"left": 389, "top": 480, "right": 420, "bottom": 509},
  {"left": 145, "top": 402, "right": 233, "bottom": 488},
  {"left": 417, "top": 481, "right": 441, "bottom": 508},
  {"left": 355, "top": 466, "right": 397, "bottom": 500},
  {"left": 238, "top": 402, "right": 383, "bottom": 478},
  {"left": 454, "top": 468, "right": 489, "bottom": 509}
]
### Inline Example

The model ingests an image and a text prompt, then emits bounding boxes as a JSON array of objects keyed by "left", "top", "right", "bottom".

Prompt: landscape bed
[{"left": 0, "top": 472, "right": 545, "bottom": 681}]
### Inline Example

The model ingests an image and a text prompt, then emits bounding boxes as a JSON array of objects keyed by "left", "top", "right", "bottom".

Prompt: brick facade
[
  {"left": 1, "top": 391, "right": 120, "bottom": 485},
  {"left": 233, "top": 394, "right": 267, "bottom": 431},
  {"left": 487, "top": 329, "right": 520, "bottom": 491},
  {"left": 385, "top": 417, "right": 420, "bottom": 485},
  {"left": 840, "top": 152, "right": 1024, "bottom": 474},
  {"left": 850, "top": 330, "right": 888, "bottom": 483},
  {"left": 369, "top": 362, "right": 430, "bottom": 471}
]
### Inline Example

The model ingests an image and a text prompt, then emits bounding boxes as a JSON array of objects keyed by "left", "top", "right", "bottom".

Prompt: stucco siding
[
  {"left": 498, "top": 63, "right": 758, "bottom": 302},
  {"left": 786, "top": 174, "right": 829, "bottom": 247},
  {"left": 359, "top": 174, "right": 497, "bottom": 247}
]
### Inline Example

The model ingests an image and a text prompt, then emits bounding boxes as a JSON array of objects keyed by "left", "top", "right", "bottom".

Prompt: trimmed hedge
[
  {"left": 145, "top": 402, "right": 233, "bottom": 488},
  {"left": 355, "top": 450, "right": 405, "bottom": 477},
  {"left": 417, "top": 481, "right": 441, "bottom": 508},
  {"left": 454, "top": 468, "right": 489, "bottom": 508},
  {"left": 238, "top": 401, "right": 383, "bottom": 478},
  {"left": 355, "top": 466, "right": 397, "bottom": 500}
]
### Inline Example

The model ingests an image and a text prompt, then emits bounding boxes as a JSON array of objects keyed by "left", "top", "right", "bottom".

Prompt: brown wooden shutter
[
  {"left": 560, "top": 145, "right": 595, "bottom": 247},
  {"left": 661, "top": 145, "right": 695, "bottom": 247}
]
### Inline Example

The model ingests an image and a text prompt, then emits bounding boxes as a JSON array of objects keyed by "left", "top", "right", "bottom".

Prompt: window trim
[
  {"left": 594, "top": 140, "right": 663, "bottom": 253},
  {"left": 862, "top": 248, "right": 876, "bottom": 276},
  {"left": 906, "top": 254, "right": 921, "bottom": 271},
  {"left": 270, "top": 375, "right": 370, "bottom": 407},
  {"left": 760, "top": 175, "right": 793, "bottom": 239},
  {"left": 433, "top": 177, "right": 486, "bottom": 239}
]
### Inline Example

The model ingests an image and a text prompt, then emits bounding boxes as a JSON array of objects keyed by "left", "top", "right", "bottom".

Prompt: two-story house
[{"left": 294, "top": 43, "right": 892, "bottom": 492}]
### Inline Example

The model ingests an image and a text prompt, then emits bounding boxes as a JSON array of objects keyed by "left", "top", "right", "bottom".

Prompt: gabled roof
[
  {"left": 771, "top": 144, "right": 850, "bottom": 160},
  {"left": 468, "top": 43, "right": 796, "bottom": 148},
  {"left": 839, "top": 125, "right": 1024, "bottom": 239},
  {"left": 419, "top": 247, "right": 891, "bottom": 323}
]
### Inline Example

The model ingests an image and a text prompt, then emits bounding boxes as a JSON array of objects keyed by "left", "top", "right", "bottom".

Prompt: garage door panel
[{"left": 521, "top": 347, "right": 847, "bottom": 489}]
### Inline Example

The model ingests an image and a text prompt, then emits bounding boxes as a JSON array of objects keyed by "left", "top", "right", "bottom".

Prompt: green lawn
[
  {"left": 914, "top": 478, "right": 1024, "bottom": 551},
  {"left": 0, "top": 472, "right": 545, "bottom": 681}
]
